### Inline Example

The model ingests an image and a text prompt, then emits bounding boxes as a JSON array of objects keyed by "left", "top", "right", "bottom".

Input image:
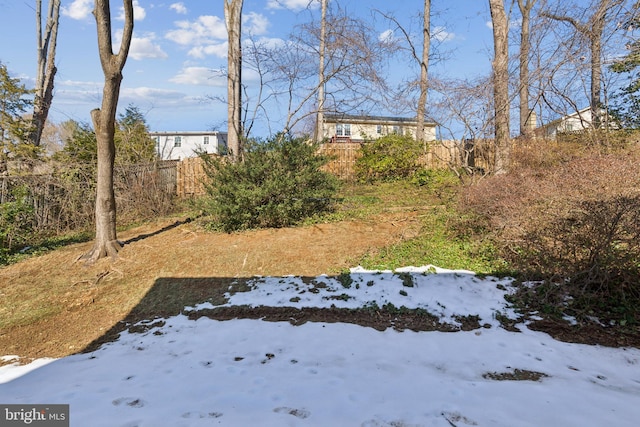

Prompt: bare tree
[
  {"left": 314, "top": 0, "right": 328, "bottom": 143},
  {"left": 259, "top": 4, "right": 394, "bottom": 136},
  {"left": 517, "top": 0, "right": 536, "bottom": 137},
  {"left": 225, "top": 0, "right": 243, "bottom": 159},
  {"left": 542, "top": 0, "right": 625, "bottom": 129},
  {"left": 81, "top": 0, "right": 134, "bottom": 262},
  {"left": 489, "top": 0, "right": 510, "bottom": 173},
  {"left": 416, "top": 0, "right": 431, "bottom": 144},
  {"left": 29, "top": 0, "right": 60, "bottom": 147}
]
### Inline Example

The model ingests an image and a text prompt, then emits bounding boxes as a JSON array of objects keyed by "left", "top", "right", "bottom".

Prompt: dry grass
[{"left": 0, "top": 211, "right": 422, "bottom": 362}]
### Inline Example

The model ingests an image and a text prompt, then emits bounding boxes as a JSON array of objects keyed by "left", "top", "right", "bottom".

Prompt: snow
[{"left": 1, "top": 265, "right": 640, "bottom": 426}]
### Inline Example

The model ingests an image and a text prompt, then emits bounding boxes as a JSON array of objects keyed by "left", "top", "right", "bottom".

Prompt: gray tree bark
[
  {"left": 489, "top": 0, "right": 510, "bottom": 174},
  {"left": 81, "top": 0, "right": 133, "bottom": 263},
  {"left": 225, "top": 0, "right": 243, "bottom": 160},
  {"left": 314, "top": 0, "right": 327, "bottom": 143},
  {"left": 30, "top": 0, "right": 60, "bottom": 147},
  {"left": 416, "top": 0, "right": 431, "bottom": 145},
  {"left": 518, "top": 0, "right": 535, "bottom": 137}
]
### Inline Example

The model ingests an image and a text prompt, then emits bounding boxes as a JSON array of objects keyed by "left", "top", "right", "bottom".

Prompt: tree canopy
[{"left": 0, "top": 62, "right": 34, "bottom": 172}]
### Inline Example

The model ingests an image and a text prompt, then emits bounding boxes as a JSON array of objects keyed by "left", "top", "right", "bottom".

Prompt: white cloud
[
  {"left": 378, "top": 29, "right": 394, "bottom": 44},
  {"left": 165, "top": 15, "right": 227, "bottom": 45},
  {"left": 246, "top": 37, "right": 287, "bottom": 51},
  {"left": 433, "top": 26, "right": 455, "bottom": 43},
  {"left": 61, "top": 0, "right": 92, "bottom": 20},
  {"left": 169, "top": 2, "right": 188, "bottom": 15},
  {"left": 266, "top": 0, "right": 319, "bottom": 12},
  {"left": 244, "top": 12, "right": 270, "bottom": 36},
  {"left": 188, "top": 43, "right": 228, "bottom": 59},
  {"left": 121, "top": 86, "right": 187, "bottom": 100},
  {"left": 129, "top": 34, "right": 168, "bottom": 60},
  {"left": 169, "top": 67, "right": 226, "bottom": 86},
  {"left": 113, "top": 30, "right": 167, "bottom": 60},
  {"left": 118, "top": 0, "right": 146, "bottom": 21}
]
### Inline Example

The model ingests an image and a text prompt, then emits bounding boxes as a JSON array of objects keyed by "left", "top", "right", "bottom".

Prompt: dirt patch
[
  {"left": 527, "top": 318, "right": 640, "bottom": 348},
  {"left": 482, "top": 369, "right": 549, "bottom": 382}
]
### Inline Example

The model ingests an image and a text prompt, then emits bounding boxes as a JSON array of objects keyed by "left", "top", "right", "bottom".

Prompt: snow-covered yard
[{"left": 1, "top": 266, "right": 639, "bottom": 426}]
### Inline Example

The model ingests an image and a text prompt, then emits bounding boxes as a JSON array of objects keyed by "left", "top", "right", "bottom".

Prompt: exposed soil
[{"left": 2, "top": 211, "right": 639, "bottom": 366}]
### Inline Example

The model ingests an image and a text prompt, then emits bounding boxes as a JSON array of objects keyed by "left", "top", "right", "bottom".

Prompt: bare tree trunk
[
  {"left": 225, "top": 0, "right": 243, "bottom": 160},
  {"left": 314, "top": 0, "right": 327, "bottom": 143},
  {"left": 81, "top": 0, "right": 134, "bottom": 263},
  {"left": 489, "top": 0, "right": 510, "bottom": 174},
  {"left": 518, "top": 0, "right": 535, "bottom": 137},
  {"left": 416, "top": 0, "right": 431, "bottom": 145},
  {"left": 30, "top": 0, "right": 60, "bottom": 147}
]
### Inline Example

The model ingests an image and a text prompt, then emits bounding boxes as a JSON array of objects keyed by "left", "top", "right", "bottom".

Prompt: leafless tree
[
  {"left": 542, "top": 0, "right": 626, "bottom": 129},
  {"left": 517, "top": 0, "right": 536, "bottom": 137},
  {"left": 81, "top": 0, "right": 134, "bottom": 263},
  {"left": 245, "top": 3, "right": 394, "bottom": 137},
  {"left": 29, "top": 0, "right": 60, "bottom": 148},
  {"left": 314, "top": 0, "right": 327, "bottom": 143},
  {"left": 489, "top": 0, "right": 511, "bottom": 173},
  {"left": 429, "top": 75, "right": 495, "bottom": 173},
  {"left": 225, "top": 0, "right": 243, "bottom": 159},
  {"left": 416, "top": 0, "right": 431, "bottom": 144}
]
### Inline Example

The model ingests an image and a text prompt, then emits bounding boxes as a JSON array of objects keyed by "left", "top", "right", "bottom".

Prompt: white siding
[{"left": 150, "top": 131, "right": 228, "bottom": 160}]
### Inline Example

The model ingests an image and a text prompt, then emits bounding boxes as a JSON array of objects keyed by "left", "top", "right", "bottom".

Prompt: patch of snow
[{"left": 1, "top": 266, "right": 639, "bottom": 426}]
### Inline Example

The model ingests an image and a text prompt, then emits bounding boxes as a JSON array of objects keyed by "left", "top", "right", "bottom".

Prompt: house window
[
  {"left": 392, "top": 125, "right": 400, "bottom": 134},
  {"left": 344, "top": 124, "right": 351, "bottom": 136},
  {"left": 377, "top": 125, "right": 382, "bottom": 134},
  {"left": 203, "top": 136, "right": 209, "bottom": 144},
  {"left": 174, "top": 136, "right": 182, "bottom": 147},
  {"left": 336, "top": 124, "right": 343, "bottom": 136}
]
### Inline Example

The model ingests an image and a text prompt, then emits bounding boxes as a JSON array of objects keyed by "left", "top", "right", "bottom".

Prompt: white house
[
  {"left": 150, "top": 131, "right": 228, "bottom": 160},
  {"left": 322, "top": 113, "right": 437, "bottom": 143},
  {"left": 537, "top": 107, "right": 613, "bottom": 139}
]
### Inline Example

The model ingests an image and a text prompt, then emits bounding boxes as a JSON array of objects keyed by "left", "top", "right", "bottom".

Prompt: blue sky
[{"left": 0, "top": 1, "right": 496, "bottom": 135}]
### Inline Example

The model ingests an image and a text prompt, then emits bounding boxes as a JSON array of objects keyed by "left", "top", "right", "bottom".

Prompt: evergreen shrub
[
  {"left": 201, "top": 135, "right": 340, "bottom": 232},
  {"left": 354, "top": 134, "right": 423, "bottom": 182}
]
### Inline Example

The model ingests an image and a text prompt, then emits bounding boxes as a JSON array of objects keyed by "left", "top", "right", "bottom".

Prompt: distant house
[
  {"left": 322, "top": 113, "right": 437, "bottom": 143},
  {"left": 150, "top": 131, "right": 228, "bottom": 161},
  {"left": 537, "top": 107, "right": 613, "bottom": 139}
]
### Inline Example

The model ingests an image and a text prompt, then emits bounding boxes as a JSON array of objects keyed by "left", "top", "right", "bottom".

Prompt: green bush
[
  {"left": 201, "top": 135, "right": 340, "bottom": 232},
  {"left": 354, "top": 134, "right": 424, "bottom": 182},
  {"left": 0, "top": 185, "right": 35, "bottom": 253}
]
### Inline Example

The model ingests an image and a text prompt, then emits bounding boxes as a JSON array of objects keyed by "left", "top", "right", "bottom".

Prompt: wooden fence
[
  {"left": 171, "top": 140, "right": 494, "bottom": 196},
  {"left": 176, "top": 156, "right": 209, "bottom": 197},
  {"left": 317, "top": 140, "right": 492, "bottom": 180}
]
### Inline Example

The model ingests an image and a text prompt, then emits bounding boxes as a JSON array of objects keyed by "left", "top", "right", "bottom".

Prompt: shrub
[
  {"left": 459, "top": 146, "right": 640, "bottom": 325},
  {"left": 354, "top": 134, "right": 424, "bottom": 182},
  {"left": 0, "top": 185, "right": 35, "bottom": 252},
  {"left": 201, "top": 135, "right": 340, "bottom": 232}
]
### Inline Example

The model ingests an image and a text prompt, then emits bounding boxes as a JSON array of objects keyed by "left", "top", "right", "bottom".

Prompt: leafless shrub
[{"left": 460, "top": 140, "right": 640, "bottom": 323}]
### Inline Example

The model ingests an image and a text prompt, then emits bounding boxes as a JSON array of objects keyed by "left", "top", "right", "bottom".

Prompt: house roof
[
  {"left": 537, "top": 107, "right": 592, "bottom": 130},
  {"left": 323, "top": 113, "right": 436, "bottom": 126}
]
